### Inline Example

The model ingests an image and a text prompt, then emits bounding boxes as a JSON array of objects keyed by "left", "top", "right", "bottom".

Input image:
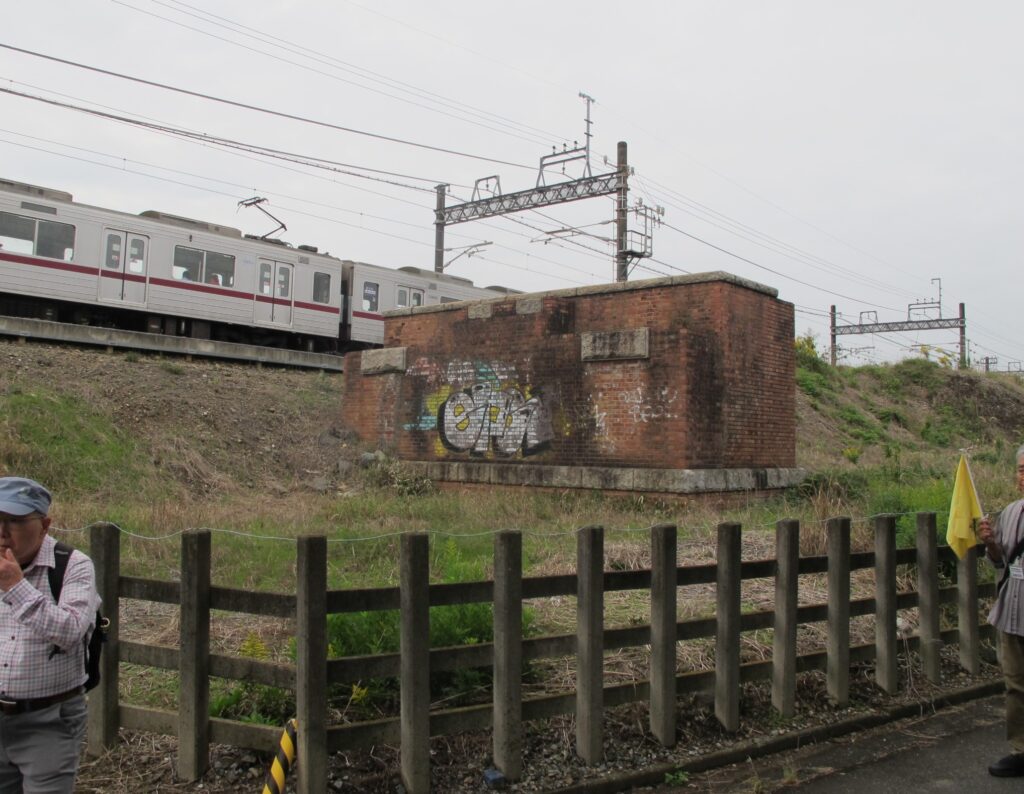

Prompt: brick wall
[{"left": 342, "top": 272, "right": 795, "bottom": 477}]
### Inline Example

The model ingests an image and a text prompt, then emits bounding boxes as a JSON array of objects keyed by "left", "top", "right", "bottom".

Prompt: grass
[
  {"left": 7, "top": 341, "right": 1024, "bottom": 723},
  {"left": 0, "top": 390, "right": 154, "bottom": 498}
]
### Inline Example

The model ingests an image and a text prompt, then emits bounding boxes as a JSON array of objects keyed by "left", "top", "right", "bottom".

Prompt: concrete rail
[{"left": 0, "top": 315, "right": 344, "bottom": 371}]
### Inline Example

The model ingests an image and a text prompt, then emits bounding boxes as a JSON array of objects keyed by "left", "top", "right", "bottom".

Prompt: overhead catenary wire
[
  {"left": 634, "top": 172, "right": 921, "bottom": 300},
  {"left": 0, "top": 42, "right": 537, "bottom": 170},
  {"left": 660, "top": 220, "right": 903, "bottom": 311},
  {"left": 115, "top": 0, "right": 565, "bottom": 149}
]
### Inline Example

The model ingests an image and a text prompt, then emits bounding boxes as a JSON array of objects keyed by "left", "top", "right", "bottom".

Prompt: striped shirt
[
  {"left": 988, "top": 499, "right": 1024, "bottom": 636},
  {"left": 0, "top": 535, "right": 100, "bottom": 699}
]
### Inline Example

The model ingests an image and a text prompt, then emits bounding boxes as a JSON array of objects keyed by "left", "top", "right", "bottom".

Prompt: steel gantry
[{"left": 829, "top": 302, "right": 967, "bottom": 368}]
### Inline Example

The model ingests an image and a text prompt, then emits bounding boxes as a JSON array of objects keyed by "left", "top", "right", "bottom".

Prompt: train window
[
  {"left": 104, "top": 234, "right": 122, "bottom": 269},
  {"left": 206, "top": 251, "right": 235, "bottom": 287},
  {"left": 173, "top": 246, "right": 203, "bottom": 282},
  {"left": 440, "top": 296, "right": 459, "bottom": 304},
  {"left": 259, "top": 262, "right": 272, "bottom": 295},
  {"left": 128, "top": 239, "right": 145, "bottom": 274},
  {"left": 411, "top": 289, "right": 423, "bottom": 307},
  {"left": 362, "top": 282, "right": 379, "bottom": 312},
  {"left": 36, "top": 219, "right": 75, "bottom": 261},
  {"left": 313, "top": 272, "right": 331, "bottom": 304},
  {"left": 396, "top": 287, "right": 409, "bottom": 308},
  {"left": 276, "top": 268, "right": 290, "bottom": 298},
  {"left": 0, "top": 212, "right": 34, "bottom": 254}
]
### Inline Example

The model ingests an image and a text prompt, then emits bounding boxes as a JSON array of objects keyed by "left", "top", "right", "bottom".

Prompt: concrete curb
[{"left": 546, "top": 679, "right": 1004, "bottom": 794}]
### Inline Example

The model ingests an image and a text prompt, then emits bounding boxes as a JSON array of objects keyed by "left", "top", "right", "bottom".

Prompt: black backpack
[{"left": 47, "top": 541, "right": 108, "bottom": 692}]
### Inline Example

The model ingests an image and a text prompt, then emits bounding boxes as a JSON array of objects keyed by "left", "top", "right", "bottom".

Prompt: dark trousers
[{"left": 1002, "top": 631, "right": 1024, "bottom": 750}]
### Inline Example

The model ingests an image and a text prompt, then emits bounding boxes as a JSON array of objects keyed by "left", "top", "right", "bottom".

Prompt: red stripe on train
[
  {"left": 0, "top": 250, "right": 98, "bottom": 275},
  {"left": 99, "top": 271, "right": 147, "bottom": 284}
]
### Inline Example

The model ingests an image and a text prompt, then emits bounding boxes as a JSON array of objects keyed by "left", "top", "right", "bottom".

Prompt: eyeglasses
[{"left": 0, "top": 514, "right": 42, "bottom": 530}]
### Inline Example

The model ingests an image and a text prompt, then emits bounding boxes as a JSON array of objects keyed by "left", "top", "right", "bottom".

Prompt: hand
[
  {"left": 0, "top": 548, "right": 22, "bottom": 591},
  {"left": 978, "top": 516, "right": 994, "bottom": 545}
]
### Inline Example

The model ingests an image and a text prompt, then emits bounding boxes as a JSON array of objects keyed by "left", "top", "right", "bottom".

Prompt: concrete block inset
[
  {"left": 581, "top": 328, "right": 650, "bottom": 362},
  {"left": 361, "top": 347, "right": 407, "bottom": 375},
  {"left": 515, "top": 297, "right": 543, "bottom": 315},
  {"left": 468, "top": 303, "right": 493, "bottom": 320}
]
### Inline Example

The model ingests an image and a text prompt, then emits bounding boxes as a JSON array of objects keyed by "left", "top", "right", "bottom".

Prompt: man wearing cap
[{"left": 0, "top": 476, "right": 99, "bottom": 793}]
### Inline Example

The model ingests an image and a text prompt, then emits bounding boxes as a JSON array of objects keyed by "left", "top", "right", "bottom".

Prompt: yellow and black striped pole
[{"left": 261, "top": 718, "right": 297, "bottom": 794}]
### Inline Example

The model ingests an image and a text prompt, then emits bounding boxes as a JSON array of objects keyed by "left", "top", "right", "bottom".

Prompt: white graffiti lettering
[{"left": 617, "top": 386, "right": 679, "bottom": 423}]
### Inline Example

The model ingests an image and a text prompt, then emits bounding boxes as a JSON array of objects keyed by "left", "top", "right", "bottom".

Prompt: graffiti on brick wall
[
  {"left": 403, "top": 358, "right": 553, "bottom": 457},
  {"left": 619, "top": 386, "right": 679, "bottom": 423},
  {"left": 439, "top": 382, "right": 552, "bottom": 456}
]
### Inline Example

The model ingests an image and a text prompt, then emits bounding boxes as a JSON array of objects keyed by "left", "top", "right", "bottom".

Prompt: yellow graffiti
[{"left": 424, "top": 385, "right": 453, "bottom": 418}]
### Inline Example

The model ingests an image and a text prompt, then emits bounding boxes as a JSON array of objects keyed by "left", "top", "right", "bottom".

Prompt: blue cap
[{"left": 0, "top": 477, "right": 52, "bottom": 516}]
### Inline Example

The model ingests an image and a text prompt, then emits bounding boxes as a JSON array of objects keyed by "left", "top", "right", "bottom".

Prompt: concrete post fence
[{"left": 85, "top": 512, "right": 995, "bottom": 792}]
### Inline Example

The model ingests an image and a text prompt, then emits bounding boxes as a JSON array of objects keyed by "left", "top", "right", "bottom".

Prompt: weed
[
  {"left": 664, "top": 770, "right": 689, "bottom": 785},
  {"left": 842, "top": 446, "right": 862, "bottom": 464},
  {"left": 208, "top": 632, "right": 294, "bottom": 725},
  {"left": 363, "top": 457, "right": 435, "bottom": 496},
  {"left": 123, "top": 351, "right": 140, "bottom": 363},
  {"left": 796, "top": 369, "right": 835, "bottom": 400},
  {"left": 874, "top": 407, "right": 908, "bottom": 427},
  {"left": 159, "top": 361, "right": 184, "bottom": 376},
  {"left": 836, "top": 405, "right": 883, "bottom": 445}
]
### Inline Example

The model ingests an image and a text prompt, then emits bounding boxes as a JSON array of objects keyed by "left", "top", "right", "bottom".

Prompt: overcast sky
[{"left": 2, "top": 1, "right": 1020, "bottom": 367}]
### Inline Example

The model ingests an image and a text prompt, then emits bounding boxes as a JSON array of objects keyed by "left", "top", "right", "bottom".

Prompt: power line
[
  {"left": 0, "top": 86, "right": 447, "bottom": 192},
  {"left": 0, "top": 132, "right": 608, "bottom": 286},
  {"left": 634, "top": 173, "right": 920, "bottom": 300},
  {"left": 0, "top": 42, "right": 536, "bottom": 170},
  {"left": 128, "top": 0, "right": 564, "bottom": 148},
  {"left": 661, "top": 221, "right": 902, "bottom": 311}
]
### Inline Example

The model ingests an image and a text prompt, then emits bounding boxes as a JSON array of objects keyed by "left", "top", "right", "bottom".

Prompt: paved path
[{"left": 672, "top": 695, "right": 1019, "bottom": 793}]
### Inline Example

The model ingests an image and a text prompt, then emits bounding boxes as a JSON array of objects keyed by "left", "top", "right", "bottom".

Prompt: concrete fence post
[
  {"left": 826, "top": 517, "right": 851, "bottom": 705},
  {"left": 958, "top": 545, "right": 980, "bottom": 674},
  {"left": 493, "top": 531, "right": 523, "bottom": 780},
  {"left": 178, "top": 529, "right": 211, "bottom": 781},
  {"left": 576, "top": 525, "right": 604, "bottom": 764},
  {"left": 715, "top": 522, "right": 741, "bottom": 732},
  {"left": 874, "top": 515, "right": 898, "bottom": 694},
  {"left": 650, "top": 524, "right": 678, "bottom": 745},
  {"left": 401, "top": 533, "right": 431, "bottom": 793},
  {"left": 296, "top": 535, "right": 328, "bottom": 794},
  {"left": 772, "top": 519, "right": 799, "bottom": 718},
  {"left": 87, "top": 522, "right": 120, "bottom": 754},
  {"left": 917, "top": 512, "right": 942, "bottom": 683}
]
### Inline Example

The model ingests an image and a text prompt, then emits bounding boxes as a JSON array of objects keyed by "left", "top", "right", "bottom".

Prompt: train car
[{"left": 0, "top": 178, "right": 510, "bottom": 352}]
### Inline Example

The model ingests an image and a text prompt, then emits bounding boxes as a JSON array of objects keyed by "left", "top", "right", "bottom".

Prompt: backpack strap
[{"left": 47, "top": 541, "right": 73, "bottom": 604}]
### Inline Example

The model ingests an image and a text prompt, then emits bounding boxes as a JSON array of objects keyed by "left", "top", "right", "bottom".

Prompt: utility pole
[
  {"left": 829, "top": 305, "right": 837, "bottom": 366},
  {"left": 982, "top": 356, "right": 997, "bottom": 372},
  {"left": 958, "top": 303, "right": 967, "bottom": 369},
  {"left": 615, "top": 141, "right": 629, "bottom": 282},
  {"left": 433, "top": 184, "right": 447, "bottom": 273}
]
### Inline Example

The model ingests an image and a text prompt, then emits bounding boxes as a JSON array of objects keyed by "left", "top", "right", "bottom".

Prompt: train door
[
  {"left": 98, "top": 229, "right": 148, "bottom": 305},
  {"left": 254, "top": 258, "right": 293, "bottom": 326}
]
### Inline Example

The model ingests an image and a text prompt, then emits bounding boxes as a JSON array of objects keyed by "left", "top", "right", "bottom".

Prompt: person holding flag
[{"left": 976, "top": 444, "right": 1024, "bottom": 777}]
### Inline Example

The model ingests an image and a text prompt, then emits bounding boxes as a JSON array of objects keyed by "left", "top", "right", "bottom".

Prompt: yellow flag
[{"left": 947, "top": 454, "right": 983, "bottom": 559}]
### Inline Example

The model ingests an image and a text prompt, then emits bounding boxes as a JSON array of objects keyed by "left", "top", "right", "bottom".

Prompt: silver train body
[{"left": 0, "top": 178, "right": 511, "bottom": 352}]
